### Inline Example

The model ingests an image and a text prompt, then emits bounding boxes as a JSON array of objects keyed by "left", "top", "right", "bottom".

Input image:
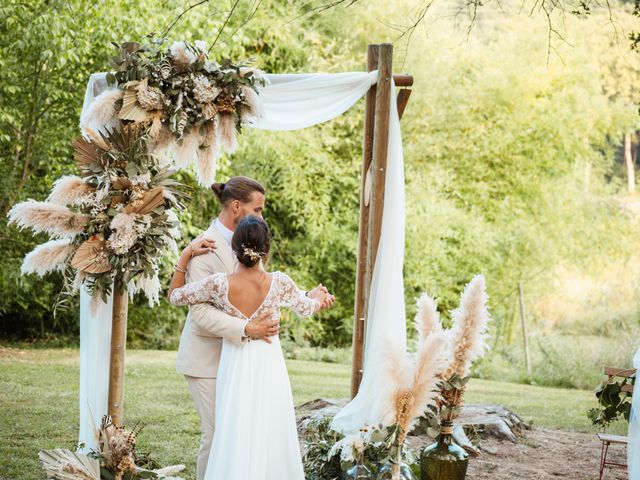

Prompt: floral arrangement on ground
[
  {"left": 39, "top": 416, "right": 184, "bottom": 480},
  {"left": 301, "top": 275, "right": 490, "bottom": 480}
]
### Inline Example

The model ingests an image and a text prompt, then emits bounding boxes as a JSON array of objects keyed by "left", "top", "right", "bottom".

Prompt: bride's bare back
[{"left": 227, "top": 270, "right": 274, "bottom": 319}]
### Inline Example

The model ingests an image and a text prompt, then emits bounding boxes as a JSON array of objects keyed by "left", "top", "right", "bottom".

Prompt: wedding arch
[{"left": 11, "top": 41, "right": 413, "bottom": 449}]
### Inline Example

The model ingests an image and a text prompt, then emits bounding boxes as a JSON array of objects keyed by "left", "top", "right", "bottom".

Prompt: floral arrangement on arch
[
  {"left": 8, "top": 125, "right": 188, "bottom": 304},
  {"left": 82, "top": 38, "right": 266, "bottom": 186}
]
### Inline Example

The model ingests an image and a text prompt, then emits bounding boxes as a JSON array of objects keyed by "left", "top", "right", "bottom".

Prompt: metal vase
[{"left": 420, "top": 421, "right": 469, "bottom": 480}]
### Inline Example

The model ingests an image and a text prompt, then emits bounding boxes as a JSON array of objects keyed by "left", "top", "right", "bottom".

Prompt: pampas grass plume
[
  {"left": 8, "top": 200, "right": 88, "bottom": 237},
  {"left": 80, "top": 88, "right": 123, "bottom": 132},
  {"left": 48, "top": 175, "right": 94, "bottom": 205},
  {"left": 21, "top": 239, "right": 76, "bottom": 276},
  {"left": 443, "top": 274, "right": 490, "bottom": 380},
  {"left": 406, "top": 331, "right": 448, "bottom": 429},
  {"left": 219, "top": 113, "right": 238, "bottom": 153},
  {"left": 196, "top": 123, "right": 219, "bottom": 186},
  {"left": 172, "top": 130, "right": 201, "bottom": 168},
  {"left": 415, "top": 293, "right": 442, "bottom": 343}
]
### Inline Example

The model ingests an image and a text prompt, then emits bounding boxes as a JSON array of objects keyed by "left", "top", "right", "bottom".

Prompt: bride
[{"left": 168, "top": 215, "right": 335, "bottom": 480}]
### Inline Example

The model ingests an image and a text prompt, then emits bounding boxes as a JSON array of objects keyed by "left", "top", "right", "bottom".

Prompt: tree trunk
[{"left": 625, "top": 131, "right": 635, "bottom": 194}]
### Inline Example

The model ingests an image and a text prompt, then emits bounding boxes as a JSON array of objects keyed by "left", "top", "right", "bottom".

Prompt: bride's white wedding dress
[{"left": 170, "top": 271, "right": 319, "bottom": 480}]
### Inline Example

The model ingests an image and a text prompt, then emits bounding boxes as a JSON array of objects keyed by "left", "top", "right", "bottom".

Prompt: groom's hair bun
[
  {"left": 211, "top": 176, "right": 265, "bottom": 206},
  {"left": 232, "top": 216, "right": 271, "bottom": 268}
]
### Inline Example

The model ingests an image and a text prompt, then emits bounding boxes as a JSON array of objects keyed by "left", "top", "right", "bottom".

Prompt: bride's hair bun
[{"left": 232, "top": 216, "right": 270, "bottom": 268}]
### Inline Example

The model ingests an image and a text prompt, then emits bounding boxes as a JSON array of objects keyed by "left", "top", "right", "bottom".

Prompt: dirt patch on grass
[{"left": 411, "top": 427, "right": 627, "bottom": 480}]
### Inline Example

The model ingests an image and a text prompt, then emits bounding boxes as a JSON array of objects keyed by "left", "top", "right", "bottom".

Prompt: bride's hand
[
  {"left": 308, "top": 284, "right": 336, "bottom": 310},
  {"left": 184, "top": 235, "right": 217, "bottom": 259}
]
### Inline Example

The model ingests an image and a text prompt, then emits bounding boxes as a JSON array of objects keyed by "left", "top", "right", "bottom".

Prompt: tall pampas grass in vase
[
  {"left": 420, "top": 275, "right": 490, "bottom": 480},
  {"left": 374, "top": 320, "right": 449, "bottom": 479}
]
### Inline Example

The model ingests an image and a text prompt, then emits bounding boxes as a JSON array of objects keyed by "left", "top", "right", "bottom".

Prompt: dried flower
[
  {"left": 136, "top": 77, "right": 165, "bottom": 110},
  {"left": 169, "top": 41, "right": 196, "bottom": 66},
  {"left": 193, "top": 74, "right": 221, "bottom": 104},
  {"left": 215, "top": 91, "right": 236, "bottom": 114},
  {"left": 108, "top": 212, "right": 151, "bottom": 255}
]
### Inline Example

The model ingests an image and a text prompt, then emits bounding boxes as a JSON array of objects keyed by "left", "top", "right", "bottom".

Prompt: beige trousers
[{"left": 185, "top": 375, "right": 217, "bottom": 480}]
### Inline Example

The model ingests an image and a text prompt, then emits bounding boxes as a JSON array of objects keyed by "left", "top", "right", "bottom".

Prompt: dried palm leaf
[
  {"left": 73, "top": 137, "right": 105, "bottom": 176},
  {"left": 118, "top": 83, "right": 150, "bottom": 122},
  {"left": 38, "top": 448, "right": 100, "bottom": 480},
  {"left": 71, "top": 239, "right": 111, "bottom": 274},
  {"left": 83, "top": 128, "right": 110, "bottom": 151},
  {"left": 124, "top": 187, "right": 165, "bottom": 215}
]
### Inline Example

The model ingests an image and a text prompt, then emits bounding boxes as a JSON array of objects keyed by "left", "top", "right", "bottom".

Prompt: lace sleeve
[
  {"left": 277, "top": 272, "right": 320, "bottom": 318},
  {"left": 170, "top": 273, "right": 225, "bottom": 306}
]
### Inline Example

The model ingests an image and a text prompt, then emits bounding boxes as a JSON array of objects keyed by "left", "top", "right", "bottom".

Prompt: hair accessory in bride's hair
[
  {"left": 242, "top": 244, "right": 262, "bottom": 262},
  {"left": 220, "top": 182, "right": 226, "bottom": 191}
]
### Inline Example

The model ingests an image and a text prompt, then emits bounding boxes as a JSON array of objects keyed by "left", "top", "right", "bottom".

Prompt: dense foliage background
[{"left": 1, "top": 0, "right": 639, "bottom": 386}]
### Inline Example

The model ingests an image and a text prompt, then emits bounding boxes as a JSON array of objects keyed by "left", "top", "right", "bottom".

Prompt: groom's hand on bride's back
[{"left": 244, "top": 310, "right": 280, "bottom": 343}]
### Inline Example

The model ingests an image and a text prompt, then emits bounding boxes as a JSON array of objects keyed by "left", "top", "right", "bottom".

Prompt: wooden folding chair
[{"left": 597, "top": 367, "right": 636, "bottom": 480}]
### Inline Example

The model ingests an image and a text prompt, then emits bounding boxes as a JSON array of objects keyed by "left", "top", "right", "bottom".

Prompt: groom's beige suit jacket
[{"left": 176, "top": 225, "right": 247, "bottom": 378}]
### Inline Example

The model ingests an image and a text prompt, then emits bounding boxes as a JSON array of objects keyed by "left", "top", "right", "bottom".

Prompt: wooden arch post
[
  {"left": 108, "top": 280, "right": 128, "bottom": 427},
  {"left": 351, "top": 43, "right": 413, "bottom": 397}
]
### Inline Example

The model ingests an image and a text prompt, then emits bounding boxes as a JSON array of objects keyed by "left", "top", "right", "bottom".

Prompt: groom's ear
[{"left": 230, "top": 199, "right": 241, "bottom": 214}]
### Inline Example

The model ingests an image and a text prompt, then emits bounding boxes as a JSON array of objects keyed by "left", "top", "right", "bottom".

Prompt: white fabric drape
[
  {"left": 77, "top": 286, "right": 113, "bottom": 453},
  {"left": 77, "top": 69, "right": 406, "bottom": 444},
  {"left": 628, "top": 349, "right": 640, "bottom": 480}
]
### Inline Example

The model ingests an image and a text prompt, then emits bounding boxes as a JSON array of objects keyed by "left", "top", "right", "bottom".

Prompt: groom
[{"left": 176, "top": 176, "right": 278, "bottom": 480}]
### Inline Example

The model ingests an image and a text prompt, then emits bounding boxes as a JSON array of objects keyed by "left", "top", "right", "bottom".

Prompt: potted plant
[{"left": 419, "top": 276, "right": 490, "bottom": 480}]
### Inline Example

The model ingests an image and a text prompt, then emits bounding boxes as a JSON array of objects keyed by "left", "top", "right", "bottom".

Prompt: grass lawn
[{"left": 0, "top": 347, "right": 609, "bottom": 480}]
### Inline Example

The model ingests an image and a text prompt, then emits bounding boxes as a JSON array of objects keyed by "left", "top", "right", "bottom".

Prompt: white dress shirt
[{"left": 213, "top": 218, "right": 234, "bottom": 247}]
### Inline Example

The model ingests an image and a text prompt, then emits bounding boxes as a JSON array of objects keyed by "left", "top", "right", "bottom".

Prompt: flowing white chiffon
[
  {"left": 628, "top": 348, "right": 640, "bottom": 480},
  {"left": 77, "top": 68, "right": 407, "bottom": 449}
]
